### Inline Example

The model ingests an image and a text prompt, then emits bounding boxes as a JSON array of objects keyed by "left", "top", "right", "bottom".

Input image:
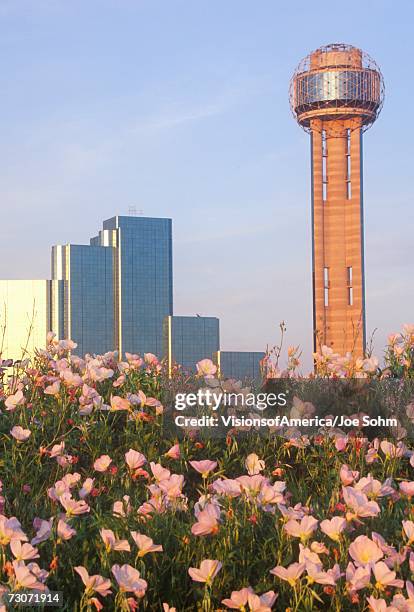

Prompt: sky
[{"left": 0, "top": 0, "right": 413, "bottom": 370}]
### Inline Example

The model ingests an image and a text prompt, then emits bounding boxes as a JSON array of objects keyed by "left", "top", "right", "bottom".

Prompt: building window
[
  {"left": 347, "top": 266, "right": 353, "bottom": 305},
  {"left": 346, "top": 128, "right": 351, "bottom": 200},
  {"left": 324, "top": 267, "right": 329, "bottom": 307},
  {"left": 322, "top": 130, "right": 327, "bottom": 201}
]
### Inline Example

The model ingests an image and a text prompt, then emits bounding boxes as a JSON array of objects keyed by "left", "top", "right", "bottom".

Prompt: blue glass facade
[
  {"left": 51, "top": 244, "right": 115, "bottom": 356},
  {"left": 214, "top": 351, "right": 265, "bottom": 381},
  {"left": 99, "top": 216, "right": 173, "bottom": 357},
  {"left": 52, "top": 215, "right": 172, "bottom": 358},
  {"left": 164, "top": 315, "right": 220, "bottom": 371}
]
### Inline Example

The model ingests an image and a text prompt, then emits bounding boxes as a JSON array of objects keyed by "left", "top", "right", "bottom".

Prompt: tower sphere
[{"left": 289, "top": 43, "right": 384, "bottom": 134}]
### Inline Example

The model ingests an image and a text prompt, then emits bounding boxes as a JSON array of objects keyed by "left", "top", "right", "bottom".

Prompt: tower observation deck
[{"left": 290, "top": 43, "right": 384, "bottom": 356}]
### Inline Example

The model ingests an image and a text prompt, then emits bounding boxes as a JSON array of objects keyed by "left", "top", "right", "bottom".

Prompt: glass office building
[
  {"left": 91, "top": 216, "right": 173, "bottom": 357},
  {"left": 214, "top": 351, "right": 265, "bottom": 381},
  {"left": 0, "top": 280, "right": 51, "bottom": 361},
  {"left": 51, "top": 244, "right": 115, "bottom": 356},
  {"left": 51, "top": 215, "right": 172, "bottom": 358},
  {"left": 163, "top": 315, "right": 220, "bottom": 372}
]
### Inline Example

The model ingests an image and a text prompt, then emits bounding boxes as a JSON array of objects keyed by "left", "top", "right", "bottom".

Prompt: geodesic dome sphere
[{"left": 289, "top": 43, "right": 384, "bottom": 133}]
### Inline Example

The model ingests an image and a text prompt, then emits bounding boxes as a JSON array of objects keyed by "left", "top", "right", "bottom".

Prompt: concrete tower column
[
  {"left": 311, "top": 120, "right": 365, "bottom": 355},
  {"left": 290, "top": 44, "right": 384, "bottom": 358}
]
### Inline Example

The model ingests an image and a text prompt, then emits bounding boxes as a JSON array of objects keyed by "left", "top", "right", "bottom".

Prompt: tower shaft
[
  {"left": 311, "top": 118, "right": 365, "bottom": 355},
  {"left": 290, "top": 44, "right": 383, "bottom": 358}
]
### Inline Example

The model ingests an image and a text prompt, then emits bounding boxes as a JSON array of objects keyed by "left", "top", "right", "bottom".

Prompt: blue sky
[{"left": 1, "top": 0, "right": 413, "bottom": 369}]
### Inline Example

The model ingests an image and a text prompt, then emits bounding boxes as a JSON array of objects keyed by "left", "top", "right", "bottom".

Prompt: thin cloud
[
  {"left": 133, "top": 103, "right": 228, "bottom": 132},
  {"left": 130, "top": 74, "right": 273, "bottom": 133}
]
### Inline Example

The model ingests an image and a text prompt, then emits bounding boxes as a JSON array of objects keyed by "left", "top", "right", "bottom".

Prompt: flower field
[{"left": 1, "top": 327, "right": 414, "bottom": 611}]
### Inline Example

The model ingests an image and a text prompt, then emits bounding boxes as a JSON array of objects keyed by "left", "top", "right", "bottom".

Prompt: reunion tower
[{"left": 290, "top": 44, "right": 384, "bottom": 356}]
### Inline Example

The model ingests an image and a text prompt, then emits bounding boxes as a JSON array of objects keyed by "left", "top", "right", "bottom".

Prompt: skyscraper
[
  {"left": 91, "top": 216, "right": 173, "bottom": 357},
  {"left": 290, "top": 44, "right": 384, "bottom": 355},
  {"left": 51, "top": 244, "right": 115, "bottom": 356}
]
